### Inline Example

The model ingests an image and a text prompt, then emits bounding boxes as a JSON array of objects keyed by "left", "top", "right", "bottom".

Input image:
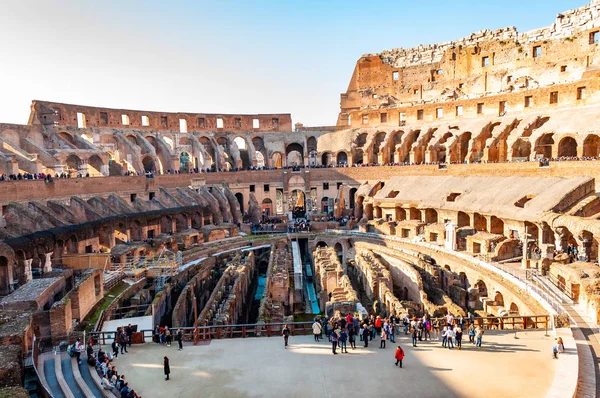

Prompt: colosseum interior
[{"left": 3, "top": 1, "right": 600, "bottom": 398}]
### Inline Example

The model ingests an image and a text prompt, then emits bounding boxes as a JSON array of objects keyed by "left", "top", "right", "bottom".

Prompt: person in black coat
[
  {"left": 362, "top": 325, "right": 370, "bottom": 348},
  {"left": 164, "top": 356, "right": 170, "bottom": 381}
]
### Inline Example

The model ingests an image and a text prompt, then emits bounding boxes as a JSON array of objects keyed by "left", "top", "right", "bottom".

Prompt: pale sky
[{"left": 0, "top": 0, "right": 585, "bottom": 127}]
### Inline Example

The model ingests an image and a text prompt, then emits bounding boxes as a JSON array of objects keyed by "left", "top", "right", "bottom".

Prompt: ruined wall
[
  {"left": 313, "top": 247, "right": 358, "bottom": 316},
  {"left": 68, "top": 270, "right": 103, "bottom": 321},
  {"left": 258, "top": 241, "right": 291, "bottom": 323}
]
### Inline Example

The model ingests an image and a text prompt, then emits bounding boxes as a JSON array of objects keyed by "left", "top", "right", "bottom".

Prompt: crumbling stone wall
[
  {"left": 258, "top": 241, "right": 291, "bottom": 323},
  {"left": 313, "top": 247, "right": 358, "bottom": 316}
]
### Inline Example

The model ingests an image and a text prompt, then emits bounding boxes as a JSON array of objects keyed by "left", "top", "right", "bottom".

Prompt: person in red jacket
[
  {"left": 375, "top": 316, "right": 382, "bottom": 335},
  {"left": 395, "top": 345, "right": 405, "bottom": 368}
]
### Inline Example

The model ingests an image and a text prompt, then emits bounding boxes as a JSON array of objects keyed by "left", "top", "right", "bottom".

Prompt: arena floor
[{"left": 112, "top": 330, "right": 558, "bottom": 398}]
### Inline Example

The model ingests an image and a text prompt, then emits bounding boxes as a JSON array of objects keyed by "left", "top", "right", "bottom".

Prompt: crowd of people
[{"left": 296, "top": 311, "right": 490, "bottom": 362}]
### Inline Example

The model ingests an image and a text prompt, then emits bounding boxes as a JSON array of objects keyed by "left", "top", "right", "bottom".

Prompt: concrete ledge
[
  {"left": 71, "top": 357, "right": 95, "bottom": 398},
  {"left": 546, "top": 328, "right": 579, "bottom": 398},
  {"left": 54, "top": 354, "right": 75, "bottom": 398},
  {"left": 87, "top": 363, "right": 118, "bottom": 398}
]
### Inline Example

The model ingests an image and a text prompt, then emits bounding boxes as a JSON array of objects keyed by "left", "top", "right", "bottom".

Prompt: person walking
[
  {"left": 468, "top": 324, "right": 476, "bottom": 344},
  {"left": 331, "top": 327, "right": 339, "bottom": 354},
  {"left": 375, "top": 316, "right": 382, "bottom": 336},
  {"left": 362, "top": 324, "right": 370, "bottom": 348},
  {"left": 348, "top": 325, "right": 356, "bottom": 349},
  {"left": 455, "top": 327, "right": 463, "bottom": 350},
  {"left": 119, "top": 329, "right": 128, "bottom": 354},
  {"left": 411, "top": 324, "right": 418, "bottom": 347},
  {"left": 475, "top": 326, "right": 484, "bottom": 348},
  {"left": 176, "top": 329, "right": 183, "bottom": 351},
  {"left": 446, "top": 327, "right": 454, "bottom": 349},
  {"left": 163, "top": 356, "right": 170, "bottom": 381},
  {"left": 312, "top": 320, "right": 322, "bottom": 342},
  {"left": 111, "top": 338, "right": 119, "bottom": 359},
  {"left": 339, "top": 328, "right": 348, "bottom": 353},
  {"left": 394, "top": 345, "right": 405, "bottom": 368},
  {"left": 282, "top": 324, "right": 291, "bottom": 348},
  {"left": 442, "top": 326, "right": 448, "bottom": 348},
  {"left": 74, "top": 338, "right": 83, "bottom": 365},
  {"left": 380, "top": 327, "right": 387, "bottom": 349},
  {"left": 125, "top": 324, "right": 133, "bottom": 348}
]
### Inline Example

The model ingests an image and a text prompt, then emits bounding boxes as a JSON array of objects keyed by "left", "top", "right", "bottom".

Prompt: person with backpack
[
  {"left": 411, "top": 324, "right": 418, "bottom": 347},
  {"left": 394, "top": 345, "right": 405, "bottom": 368},
  {"left": 331, "top": 326, "right": 340, "bottom": 354},
  {"left": 424, "top": 319, "right": 431, "bottom": 340},
  {"left": 282, "top": 324, "right": 291, "bottom": 348},
  {"left": 468, "top": 324, "right": 476, "bottom": 344}
]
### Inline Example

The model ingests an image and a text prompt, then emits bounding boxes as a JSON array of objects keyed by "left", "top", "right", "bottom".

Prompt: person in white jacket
[
  {"left": 312, "top": 320, "right": 322, "bottom": 342},
  {"left": 446, "top": 327, "right": 455, "bottom": 349}
]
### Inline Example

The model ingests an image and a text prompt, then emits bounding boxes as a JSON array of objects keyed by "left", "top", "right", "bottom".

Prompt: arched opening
[
  {"left": 509, "top": 302, "right": 519, "bottom": 315},
  {"left": 475, "top": 280, "right": 488, "bottom": 297},
  {"left": 424, "top": 208, "right": 438, "bottom": 224},
  {"left": 494, "top": 291, "right": 504, "bottom": 306},
  {"left": 307, "top": 137, "right": 317, "bottom": 166},
  {"left": 321, "top": 197, "right": 330, "bottom": 214},
  {"left": 558, "top": 137, "right": 577, "bottom": 157},
  {"left": 535, "top": 133, "right": 554, "bottom": 159},
  {"left": 255, "top": 151, "right": 265, "bottom": 168},
  {"left": 235, "top": 192, "right": 245, "bottom": 215},
  {"left": 583, "top": 134, "right": 600, "bottom": 157},
  {"left": 59, "top": 132, "right": 76, "bottom": 146},
  {"left": 108, "top": 159, "right": 123, "bottom": 176},
  {"left": 142, "top": 156, "right": 156, "bottom": 173},
  {"left": 337, "top": 151, "right": 348, "bottom": 165},
  {"left": 130, "top": 221, "right": 142, "bottom": 241},
  {"left": 490, "top": 216, "right": 504, "bottom": 235},
  {"left": 88, "top": 155, "right": 104, "bottom": 176},
  {"left": 175, "top": 214, "right": 189, "bottom": 232},
  {"left": 316, "top": 241, "right": 328, "bottom": 248},
  {"left": 0, "top": 256, "right": 9, "bottom": 295},
  {"left": 349, "top": 188, "right": 358, "bottom": 210},
  {"left": 364, "top": 203, "right": 374, "bottom": 220},
  {"left": 161, "top": 216, "right": 174, "bottom": 234},
  {"left": 180, "top": 152, "right": 192, "bottom": 171},
  {"left": 473, "top": 213, "right": 487, "bottom": 231},
  {"left": 334, "top": 242, "right": 343, "bottom": 263},
  {"left": 321, "top": 152, "right": 332, "bottom": 166},
  {"left": 261, "top": 198, "right": 273, "bottom": 217},
  {"left": 459, "top": 272, "right": 467, "bottom": 288},
  {"left": 457, "top": 211, "right": 470, "bottom": 228},
  {"left": 371, "top": 132, "right": 387, "bottom": 164},
  {"left": 286, "top": 143, "right": 304, "bottom": 167},
  {"left": 271, "top": 152, "right": 283, "bottom": 169},
  {"left": 452, "top": 132, "right": 472, "bottom": 163},
  {"left": 66, "top": 235, "right": 78, "bottom": 254},
  {"left": 290, "top": 189, "right": 306, "bottom": 219},
  {"left": 66, "top": 154, "right": 83, "bottom": 176},
  {"left": 199, "top": 137, "right": 215, "bottom": 169},
  {"left": 234, "top": 137, "right": 251, "bottom": 169},
  {"left": 511, "top": 139, "right": 531, "bottom": 160}
]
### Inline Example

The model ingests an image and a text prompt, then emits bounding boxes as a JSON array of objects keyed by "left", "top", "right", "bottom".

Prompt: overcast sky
[{"left": 0, "top": 0, "right": 585, "bottom": 127}]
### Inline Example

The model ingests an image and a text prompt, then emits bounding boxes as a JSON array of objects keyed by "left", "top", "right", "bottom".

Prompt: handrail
[{"left": 32, "top": 334, "right": 54, "bottom": 398}]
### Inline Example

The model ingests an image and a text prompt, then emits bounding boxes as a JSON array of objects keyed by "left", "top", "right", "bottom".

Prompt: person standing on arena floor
[
  {"left": 163, "top": 356, "right": 170, "bottom": 381},
  {"left": 362, "top": 324, "right": 370, "bottom": 348},
  {"left": 331, "top": 326, "right": 339, "bottom": 354},
  {"left": 394, "top": 345, "right": 405, "bottom": 368},
  {"left": 312, "top": 319, "right": 322, "bottom": 342},
  {"left": 282, "top": 324, "right": 290, "bottom": 348}
]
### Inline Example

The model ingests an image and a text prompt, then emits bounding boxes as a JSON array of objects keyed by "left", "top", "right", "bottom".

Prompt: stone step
[{"left": 55, "top": 354, "right": 76, "bottom": 398}]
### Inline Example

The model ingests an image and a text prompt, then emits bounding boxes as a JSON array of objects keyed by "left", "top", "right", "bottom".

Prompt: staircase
[{"left": 37, "top": 351, "right": 117, "bottom": 397}]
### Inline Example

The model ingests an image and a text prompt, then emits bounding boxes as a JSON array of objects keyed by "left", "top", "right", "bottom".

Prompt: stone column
[
  {"left": 43, "top": 252, "right": 53, "bottom": 273},
  {"left": 445, "top": 222, "right": 457, "bottom": 251},
  {"left": 24, "top": 259, "right": 33, "bottom": 282}
]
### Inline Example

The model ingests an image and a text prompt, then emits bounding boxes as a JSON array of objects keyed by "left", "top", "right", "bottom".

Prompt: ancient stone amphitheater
[{"left": 2, "top": 2, "right": 600, "bottom": 398}]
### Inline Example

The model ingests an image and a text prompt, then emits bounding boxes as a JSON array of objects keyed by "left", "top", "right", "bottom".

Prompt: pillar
[
  {"left": 24, "top": 259, "right": 33, "bottom": 282},
  {"left": 43, "top": 252, "right": 53, "bottom": 273},
  {"left": 445, "top": 222, "right": 457, "bottom": 251}
]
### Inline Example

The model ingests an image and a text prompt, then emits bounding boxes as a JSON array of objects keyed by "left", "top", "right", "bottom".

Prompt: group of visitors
[
  {"left": 288, "top": 219, "right": 311, "bottom": 233},
  {"left": 153, "top": 324, "right": 184, "bottom": 350}
]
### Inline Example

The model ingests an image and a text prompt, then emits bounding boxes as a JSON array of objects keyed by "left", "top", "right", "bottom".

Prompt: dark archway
[
  {"left": 235, "top": 192, "right": 245, "bottom": 215},
  {"left": 142, "top": 156, "right": 156, "bottom": 172},
  {"left": 583, "top": 134, "right": 600, "bottom": 158},
  {"left": 558, "top": 137, "right": 577, "bottom": 157},
  {"left": 337, "top": 151, "right": 348, "bottom": 165}
]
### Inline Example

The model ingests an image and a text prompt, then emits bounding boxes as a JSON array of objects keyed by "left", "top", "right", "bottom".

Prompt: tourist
[
  {"left": 165, "top": 326, "right": 172, "bottom": 347},
  {"left": 432, "top": 318, "right": 440, "bottom": 339},
  {"left": 380, "top": 326, "right": 387, "bottom": 349},
  {"left": 403, "top": 315, "right": 409, "bottom": 335},
  {"left": 446, "top": 312, "right": 454, "bottom": 328},
  {"left": 442, "top": 326, "right": 448, "bottom": 347},
  {"left": 120, "top": 382, "right": 131, "bottom": 397},
  {"left": 164, "top": 356, "right": 170, "bottom": 381},
  {"left": 176, "top": 329, "right": 183, "bottom": 350},
  {"left": 468, "top": 324, "right": 476, "bottom": 344},
  {"left": 455, "top": 327, "right": 463, "bottom": 350},
  {"left": 282, "top": 324, "right": 290, "bottom": 348},
  {"left": 111, "top": 338, "right": 119, "bottom": 359},
  {"left": 423, "top": 318, "right": 431, "bottom": 341},
  {"left": 475, "top": 326, "right": 484, "bottom": 348},
  {"left": 119, "top": 328, "right": 128, "bottom": 354},
  {"left": 446, "top": 327, "right": 454, "bottom": 349},
  {"left": 394, "top": 345, "right": 405, "bottom": 368},
  {"left": 375, "top": 315, "right": 382, "bottom": 335},
  {"left": 74, "top": 337, "right": 83, "bottom": 364},
  {"left": 359, "top": 324, "right": 364, "bottom": 341},
  {"left": 552, "top": 341, "right": 559, "bottom": 359},
  {"left": 417, "top": 319, "right": 424, "bottom": 341},
  {"left": 102, "top": 374, "right": 114, "bottom": 390},
  {"left": 312, "top": 319, "right": 322, "bottom": 342},
  {"left": 154, "top": 324, "right": 160, "bottom": 344},
  {"left": 386, "top": 320, "right": 395, "bottom": 343},
  {"left": 457, "top": 314, "right": 464, "bottom": 330},
  {"left": 557, "top": 337, "right": 565, "bottom": 354},
  {"left": 339, "top": 328, "right": 348, "bottom": 353},
  {"left": 126, "top": 324, "right": 133, "bottom": 347},
  {"left": 362, "top": 324, "right": 370, "bottom": 347},
  {"left": 411, "top": 324, "right": 418, "bottom": 347},
  {"left": 368, "top": 322, "right": 375, "bottom": 341},
  {"left": 348, "top": 324, "right": 356, "bottom": 349},
  {"left": 115, "top": 375, "right": 126, "bottom": 391},
  {"left": 331, "top": 326, "right": 339, "bottom": 354}
]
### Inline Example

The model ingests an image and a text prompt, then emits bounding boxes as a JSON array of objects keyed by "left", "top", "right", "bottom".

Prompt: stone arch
[
  {"left": 511, "top": 139, "right": 531, "bottom": 160},
  {"left": 337, "top": 151, "right": 348, "bottom": 165},
  {"left": 473, "top": 213, "right": 487, "bottom": 231},
  {"left": 316, "top": 241, "right": 328, "bottom": 248},
  {"left": 509, "top": 302, "right": 519, "bottom": 314},
  {"left": 321, "top": 196, "right": 330, "bottom": 213},
  {"left": 271, "top": 152, "right": 283, "bottom": 169},
  {"left": 424, "top": 208, "right": 438, "bottom": 224},
  {"left": 349, "top": 188, "right": 358, "bottom": 210},
  {"left": 59, "top": 131, "right": 76, "bottom": 146},
  {"left": 0, "top": 256, "right": 10, "bottom": 295},
  {"left": 371, "top": 132, "right": 387, "bottom": 164},
  {"left": 534, "top": 133, "right": 554, "bottom": 159},
  {"left": 142, "top": 155, "right": 157, "bottom": 173},
  {"left": 261, "top": 198, "right": 273, "bottom": 217},
  {"left": 354, "top": 149, "right": 364, "bottom": 164},
  {"left": 286, "top": 143, "right": 304, "bottom": 166},
  {"left": 233, "top": 136, "right": 251, "bottom": 169},
  {"left": 175, "top": 214, "right": 189, "bottom": 232},
  {"left": 252, "top": 137, "right": 267, "bottom": 167},
  {"left": 321, "top": 152, "right": 333, "bottom": 166},
  {"left": 66, "top": 235, "right": 78, "bottom": 254},
  {"left": 66, "top": 154, "right": 83, "bottom": 175},
  {"left": 199, "top": 136, "right": 216, "bottom": 169},
  {"left": 290, "top": 189, "right": 306, "bottom": 218},
  {"left": 475, "top": 280, "right": 488, "bottom": 296},
  {"left": 557, "top": 136, "right": 577, "bottom": 157},
  {"left": 161, "top": 215, "right": 174, "bottom": 234},
  {"left": 451, "top": 132, "right": 472, "bottom": 163},
  {"left": 334, "top": 242, "right": 343, "bottom": 263},
  {"left": 88, "top": 155, "right": 105, "bottom": 176},
  {"left": 583, "top": 134, "right": 600, "bottom": 157},
  {"left": 494, "top": 291, "right": 504, "bottom": 306},
  {"left": 457, "top": 211, "right": 470, "bottom": 228},
  {"left": 108, "top": 159, "right": 123, "bottom": 176},
  {"left": 490, "top": 216, "right": 504, "bottom": 235},
  {"left": 459, "top": 272, "right": 468, "bottom": 288},
  {"left": 235, "top": 192, "right": 244, "bottom": 215},
  {"left": 130, "top": 220, "right": 143, "bottom": 241}
]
